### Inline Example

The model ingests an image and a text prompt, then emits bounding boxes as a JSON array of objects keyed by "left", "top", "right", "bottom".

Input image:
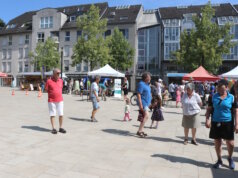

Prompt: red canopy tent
[
  {"left": 183, "top": 66, "right": 220, "bottom": 82},
  {"left": 0, "top": 72, "right": 7, "bottom": 77}
]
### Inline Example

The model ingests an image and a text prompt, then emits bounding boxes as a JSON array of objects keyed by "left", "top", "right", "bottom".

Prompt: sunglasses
[{"left": 56, "top": 72, "right": 60, "bottom": 75}]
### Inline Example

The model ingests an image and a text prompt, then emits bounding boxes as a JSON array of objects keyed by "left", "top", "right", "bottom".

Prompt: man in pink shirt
[{"left": 45, "top": 69, "right": 66, "bottom": 134}]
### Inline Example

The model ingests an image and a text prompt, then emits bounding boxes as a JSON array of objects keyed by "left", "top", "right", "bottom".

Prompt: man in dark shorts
[{"left": 206, "top": 79, "right": 238, "bottom": 169}]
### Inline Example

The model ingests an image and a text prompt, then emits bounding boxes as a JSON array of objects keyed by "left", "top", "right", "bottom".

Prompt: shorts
[
  {"left": 48, "top": 102, "right": 64, "bottom": 117},
  {"left": 209, "top": 120, "right": 234, "bottom": 140},
  {"left": 91, "top": 97, "right": 99, "bottom": 110},
  {"left": 143, "top": 106, "right": 150, "bottom": 112}
]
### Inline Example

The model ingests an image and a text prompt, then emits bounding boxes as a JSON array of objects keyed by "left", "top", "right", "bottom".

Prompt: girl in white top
[{"left": 123, "top": 99, "right": 131, "bottom": 121}]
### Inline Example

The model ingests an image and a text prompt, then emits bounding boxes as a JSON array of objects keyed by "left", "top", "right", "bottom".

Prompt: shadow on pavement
[
  {"left": 133, "top": 124, "right": 152, "bottom": 129},
  {"left": 176, "top": 136, "right": 214, "bottom": 146},
  {"left": 162, "top": 111, "right": 183, "bottom": 115},
  {"left": 68, "top": 117, "right": 92, "bottom": 122},
  {"left": 21, "top": 126, "right": 51, "bottom": 132},
  {"left": 151, "top": 154, "right": 210, "bottom": 168},
  {"left": 151, "top": 154, "right": 237, "bottom": 176},
  {"left": 102, "top": 129, "right": 135, "bottom": 137}
]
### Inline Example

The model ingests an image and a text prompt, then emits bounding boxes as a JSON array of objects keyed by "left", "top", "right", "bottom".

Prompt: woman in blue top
[
  {"left": 137, "top": 72, "right": 152, "bottom": 138},
  {"left": 206, "top": 79, "right": 238, "bottom": 170}
]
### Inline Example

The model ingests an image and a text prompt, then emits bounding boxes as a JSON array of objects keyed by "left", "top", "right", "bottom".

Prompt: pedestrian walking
[
  {"left": 122, "top": 77, "right": 129, "bottom": 100},
  {"left": 206, "top": 79, "right": 238, "bottom": 169},
  {"left": 123, "top": 98, "right": 131, "bottom": 121},
  {"left": 150, "top": 95, "right": 164, "bottom": 129},
  {"left": 136, "top": 72, "right": 152, "bottom": 138},
  {"left": 91, "top": 76, "right": 100, "bottom": 122},
  {"left": 176, "top": 87, "right": 181, "bottom": 108},
  {"left": 45, "top": 69, "right": 66, "bottom": 134},
  {"left": 181, "top": 83, "right": 202, "bottom": 145}
]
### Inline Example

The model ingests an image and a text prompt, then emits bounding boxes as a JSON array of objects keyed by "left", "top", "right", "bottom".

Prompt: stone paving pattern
[{"left": 0, "top": 87, "right": 238, "bottom": 178}]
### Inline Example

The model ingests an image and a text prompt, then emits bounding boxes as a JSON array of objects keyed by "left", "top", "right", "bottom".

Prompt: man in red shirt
[{"left": 45, "top": 69, "right": 66, "bottom": 134}]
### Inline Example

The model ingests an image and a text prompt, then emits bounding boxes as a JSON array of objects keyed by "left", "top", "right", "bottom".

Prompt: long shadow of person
[
  {"left": 68, "top": 117, "right": 92, "bottom": 122},
  {"left": 21, "top": 126, "right": 51, "bottom": 132},
  {"left": 151, "top": 154, "right": 237, "bottom": 177}
]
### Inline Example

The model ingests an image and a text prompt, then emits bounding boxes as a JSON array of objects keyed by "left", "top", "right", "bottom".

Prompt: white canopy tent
[
  {"left": 88, "top": 64, "right": 125, "bottom": 78},
  {"left": 220, "top": 66, "right": 238, "bottom": 79}
]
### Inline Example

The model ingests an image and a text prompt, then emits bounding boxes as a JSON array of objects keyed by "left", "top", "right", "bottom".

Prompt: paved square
[{"left": 0, "top": 87, "right": 238, "bottom": 178}]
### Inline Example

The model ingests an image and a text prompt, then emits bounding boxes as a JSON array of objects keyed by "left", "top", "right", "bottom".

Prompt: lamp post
[{"left": 61, "top": 47, "right": 63, "bottom": 79}]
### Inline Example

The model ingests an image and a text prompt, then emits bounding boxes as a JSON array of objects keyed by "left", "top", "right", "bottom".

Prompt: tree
[
  {"left": 107, "top": 28, "right": 135, "bottom": 71},
  {"left": 72, "top": 5, "right": 111, "bottom": 70},
  {"left": 0, "top": 18, "right": 5, "bottom": 27},
  {"left": 29, "top": 38, "right": 60, "bottom": 72},
  {"left": 175, "top": 2, "right": 234, "bottom": 73}
]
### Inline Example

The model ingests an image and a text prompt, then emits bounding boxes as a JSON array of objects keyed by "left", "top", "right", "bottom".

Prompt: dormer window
[
  {"left": 6, "top": 24, "right": 16, "bottom": 29},
  {"left": 70, "top": 16, "right": 76, "bottom": 22},
  {"left": 120, "top": 16, "right": 128, "bottom": 20},
  {"left": 40, "top": 16, "right": 53, "bottom": 29}
]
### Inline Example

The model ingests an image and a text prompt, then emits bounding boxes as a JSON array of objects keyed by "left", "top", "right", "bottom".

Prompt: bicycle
[{"left": 130, "top": 92, "right": 138, "bottom": 106}]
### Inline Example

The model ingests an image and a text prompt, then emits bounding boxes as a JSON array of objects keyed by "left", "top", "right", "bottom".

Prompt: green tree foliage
[
  {"left": 29, "top": 38, "right": 60, "bottom": 72},
  {"left": 175, "top": 2, "right": 234, "bottom": 73},
  {"left": 72, "top": 5, "right": 111, "bottom": 70},
  {"left": 107, "top": 28, "right": 135, "bottom": 71},
  {"left": 0, "top": 18, "right": 5, "bottom": 27}
]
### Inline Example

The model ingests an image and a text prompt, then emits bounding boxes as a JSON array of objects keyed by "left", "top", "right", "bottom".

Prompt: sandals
[
  {"left": 184, "top": 139, "right": 188, "bottom": 145},
  {"left": 136, "top": 131, "right": 148, "bottom": 138},
  {"left": 51, "top": 129, "right": 57, "bottom": 134},
  {"left": 191, "top": 139, "right": 198, "bottom": 145}
]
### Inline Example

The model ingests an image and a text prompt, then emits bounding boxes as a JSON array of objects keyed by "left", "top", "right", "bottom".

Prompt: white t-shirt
[
  {"left": 91, "top": 82, "right": 99, "bottom": 98},
  {"left": 181, "top": 92, "right": 201, "bottom": 116}
]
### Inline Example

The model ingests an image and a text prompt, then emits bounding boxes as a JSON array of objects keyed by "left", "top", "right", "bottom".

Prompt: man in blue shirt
[
  {"left": 206, "top": 79, "right": 238, "bottom": 170},
  {"left": 137, "top": 72, "right": 152, "bottom": 138}
]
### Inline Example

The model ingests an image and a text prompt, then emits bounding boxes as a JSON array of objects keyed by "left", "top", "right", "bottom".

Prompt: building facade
[
  {"left": 159, "top": 3, "right": 238, "bottom": 83},
  {"left": 0, "top": 2, "right": 238, "bottom": 88}
]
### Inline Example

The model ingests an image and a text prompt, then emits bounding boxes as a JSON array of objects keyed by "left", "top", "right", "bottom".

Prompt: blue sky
[{"left": 0, "top": 0, "right": 237, "bottom": 23}]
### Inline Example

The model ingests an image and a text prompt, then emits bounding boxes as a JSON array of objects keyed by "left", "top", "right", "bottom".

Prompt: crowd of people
[{"left": 43, "top": 69, "right": 238, "bottom": 170}]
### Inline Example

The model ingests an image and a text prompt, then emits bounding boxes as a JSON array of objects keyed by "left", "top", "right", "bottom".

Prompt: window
[
  {"left": 119, "top": 29, "right": 129, "bottom": 39},
  {"left": 18, "top": 62, "right": 23, "bottom": 72},
  {"left": 120, "top": 16, "right": 128, "bottom": 20},
  {"left": 24, "top": 48, "right": 29, "bottom": 58},
  {"left": 24, "top": 62, "right": 29, "bottom": 72},
  {"left": 76, "top": 64, "right": 81, "bottom": 72},
  {"left": 40, "top": 16, "right": 53, "bottom": 29},
  {"left": 38, "top": 33, "right": 44, "bottom": 42},
  {"left": 2, "top": 49, "right": 7, "bottom": 60},
  {"left": 83, "top": 65, "right": 88, "bottom": 72},
  {"left": 164, "top": 43, "right": 179, "bottom": 60},
  {"left": 7, "top": 49, "right": 12, "bottom": 59},
  {"left": 8, "top": 36, "right": 12, "bottom": 46},
  {"left": 19, "top": 36, "right": 24, "bottom": 45},
  {"left": 230, "top": 25, "right": 235, "bottom": 35},
  {"left": 164, "top": 27, "right": 180, "bottom": 41},
  {"left": 19, "top": 48, "right": 23, "bottom": 59},
  {"left": 65, "top": 31, "right": 70, "bottom": 41},
  {"left": 77, "top": 31, "right": 82, "bottom": 39},
  {"left": 64, "top": 60, "right": 69, "bottom": 72},
  {"left": 7, "top": 62, "right": 11, "bottom": 72},
  {"left": 2, "top": 38, "right": 7, "bottom": 46},
  {"left": 70, "top": 16, "right": 76, "bottom": 22},
  {"left": 25, "top": 34, "right": 30, "bottom": 44},
  {"left": 105, "top": 30, "right": 111, "bottom": 37},
  {"left": 64, "top": 45, "right": 70, "bottom": 57},
  {"left": 2, "top": 62, "right": 6, "bottom": 72}
]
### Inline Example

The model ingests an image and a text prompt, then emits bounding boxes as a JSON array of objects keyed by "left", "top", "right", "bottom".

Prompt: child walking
[
  {"left": 176, "top": 87, "right": 181, "bottom": 108},
  {"left": 150, "top": 96, "right": 164, "bottom": 129},
  {"left": 124, "top": 99, "right": 131, "bottom": 121}
]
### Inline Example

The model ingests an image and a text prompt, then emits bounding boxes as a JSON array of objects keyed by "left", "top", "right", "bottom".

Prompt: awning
[
  {"left": 167, "top": 73, "right": 187, "bottom": 77},
  {"left": 0, "top": 72, "right": 7, "bottom": 77}
]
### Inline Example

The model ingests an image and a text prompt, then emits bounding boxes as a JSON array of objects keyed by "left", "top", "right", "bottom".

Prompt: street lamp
[{"left": 61, "top": 47, "right": 63, "bottom": 79}]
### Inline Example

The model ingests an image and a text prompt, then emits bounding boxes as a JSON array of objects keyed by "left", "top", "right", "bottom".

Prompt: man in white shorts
[{"left": 45, "top": 69, "right": 66, "bottom": 134}]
